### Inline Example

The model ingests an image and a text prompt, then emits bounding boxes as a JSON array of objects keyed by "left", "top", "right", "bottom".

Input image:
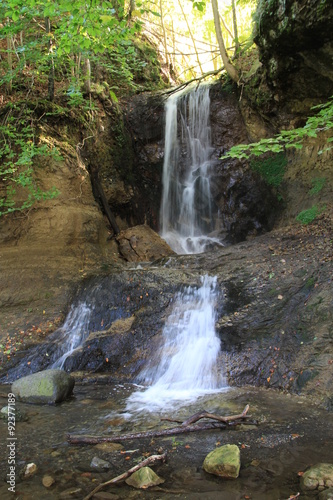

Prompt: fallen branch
[
  {"left": 164, "top": 67, "right": 225, "bottom": 96},
  {"left": 68, "top": 422, "right": 228, "bottom": 445},
  {"left": 83, "top": 451, "right": 167, "bottom": 500},
  {"left": 68, "top": 405, "right": 252, "bottom": 445}
]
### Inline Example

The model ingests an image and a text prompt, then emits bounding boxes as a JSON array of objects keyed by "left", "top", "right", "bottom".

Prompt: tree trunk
[
  {"left": 127, "top": 0, "right": 135, "bottom": 22},
  {"left": 7, "top": 20, "right": 12, "bottom": 94},
  {"left": 159, "top": 0, "right": 169, "bottom": 66},
  {"left": 83, "top": 58, "right": 91, "bottom": 94},
  {"left": 231, "top": 0, "right": 240, "bottom": 56},
  {"left": 45, "top": 17, "right": 54, "bottom": 101},
  {"left": 211, "top": 0, "right": 239, "bottom": 83},
  {"left": 177, "top": 0, "right": 203, "bottom": 75}
]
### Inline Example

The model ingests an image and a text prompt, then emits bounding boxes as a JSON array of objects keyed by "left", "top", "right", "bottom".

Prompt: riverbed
[{"left": 1, "top": 380, "right": 332, "bottom": 499}]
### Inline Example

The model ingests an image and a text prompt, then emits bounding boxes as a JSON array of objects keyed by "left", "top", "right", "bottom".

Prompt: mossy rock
[
  {"left": 125, "top": 467, "right": 164, "bottom": 489},
  {"left": 12, "top": 369, "right": 75, "bottom": 405},
  {"left": 203, "top": 444, "right": 241, "bottom": 479},
  {"left": 301, "top": 463, "right": 333, "bottom": 491}
]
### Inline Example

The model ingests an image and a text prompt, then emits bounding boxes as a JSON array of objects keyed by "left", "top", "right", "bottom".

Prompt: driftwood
[
  {"left": 83, "top": 451, "right": 167, "bottom": 500},
  {"left": 68, "top": 405, "right": 252, "bottom": 445}
]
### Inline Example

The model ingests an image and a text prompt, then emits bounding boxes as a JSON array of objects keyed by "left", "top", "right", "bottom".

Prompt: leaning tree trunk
[
  {"left": 211, "top": 0, "right": 239, "bottom": 83},
  {"left": 45, "top": 17, "right": 55, "bottom": 101}
]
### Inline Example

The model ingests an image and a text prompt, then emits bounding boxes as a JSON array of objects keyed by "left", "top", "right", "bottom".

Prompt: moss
[{"left": 250, "top": 152, "right": 287, "bottom": 187}]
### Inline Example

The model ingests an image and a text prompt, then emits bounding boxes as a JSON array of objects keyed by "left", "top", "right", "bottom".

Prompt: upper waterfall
[{"left": 160, "top": 84, "right": 222, "bottom": 254}]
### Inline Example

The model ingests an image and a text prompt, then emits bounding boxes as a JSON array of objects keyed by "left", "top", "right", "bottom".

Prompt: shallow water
[{"left": 0, "top": 381, "right": 332, "bottom": 499}]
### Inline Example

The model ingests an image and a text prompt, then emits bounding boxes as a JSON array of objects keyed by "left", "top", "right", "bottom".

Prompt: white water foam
[{"left": 126, "top": 275, "right": 227, "bottom": 413}]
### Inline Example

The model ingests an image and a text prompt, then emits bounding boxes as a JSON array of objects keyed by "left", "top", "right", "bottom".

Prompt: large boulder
[
  {"left": 12, "top": 369, "right": 75, "bottom": 404},
  {"left": 116, "top": 225, "right": 174, "bottom": 262},
  {"left": 203, "top": 444, "right": 241, "bottom": 479}
]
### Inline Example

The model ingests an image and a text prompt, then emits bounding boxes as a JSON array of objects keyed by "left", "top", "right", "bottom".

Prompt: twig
[{"left": 83, "top": 451, "right": 167, "bottom": 500}]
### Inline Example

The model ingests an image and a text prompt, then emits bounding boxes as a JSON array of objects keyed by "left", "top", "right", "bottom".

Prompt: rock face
[
  {"left": 12, "top": 369, "right": 75, "bottom": 404},
  {"left": 203, "top": 444, "right": 241, "bottom": 479},
  {"left": 253, "top": 0, "right": 333, "bottom": 110},
  {"left": 301, "top": 463, "right": 333, "bottom": 492}
]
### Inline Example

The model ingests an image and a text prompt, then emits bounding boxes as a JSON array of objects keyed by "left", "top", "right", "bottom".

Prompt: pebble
[{"left": 42, "top": 474, "right": 55, "bottom": 488}]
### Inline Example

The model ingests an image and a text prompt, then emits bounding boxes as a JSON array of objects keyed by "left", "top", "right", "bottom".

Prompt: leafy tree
[{"left": 223, "top": 97, "right": 333, "bottom": 159}]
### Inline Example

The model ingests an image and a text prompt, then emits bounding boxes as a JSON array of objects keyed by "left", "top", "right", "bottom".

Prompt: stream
[{"left": 1, "top": 382, "right": 333, "bottom": 499}]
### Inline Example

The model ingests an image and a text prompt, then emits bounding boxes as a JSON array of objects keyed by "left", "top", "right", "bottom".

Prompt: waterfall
[
  {"left": 160, "top": 84, "right": 221, "bottom": 254},
  {"left": 52, "top": 302, "right": 91, "bottom": 369},
  {"left": 126, "top": 275, "right": 227, "bottom": 413}
]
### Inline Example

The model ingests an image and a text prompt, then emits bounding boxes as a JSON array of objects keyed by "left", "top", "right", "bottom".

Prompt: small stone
[
  {"left": 42, "top": 474, "right": 55, "bottom": 488},
  {"left": 203, "top": 444, "right": 240, "bottom": 479},
  {"left": 24, "top": 463, "right": 38, "bottom": 478},
  {"left": 125, "top": 466, "right": 164, "bottom": 489},
  {"left": 90, "top": 456, "right": 111, "bottom": 470}
]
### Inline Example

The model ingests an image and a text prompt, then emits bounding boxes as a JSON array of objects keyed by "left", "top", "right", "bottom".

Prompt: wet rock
[
  {"left": 0, "top": 405, "right": 28, "bottom": 421},
  {"left": 319, "top": 488, "right": 333, "bottom": 500},
  {"left": 24, "top": 463, "right": 38, "bottom": 478},
  {"left": 203, "top": 444, "right": 240, "bottom": 479},
  {"left": 42, "top": 474, "right": 55, "bottom": 488},
  {"left": 116, "top": 225, "right": 174, "bottom": 262},
  {"left": 125, "top": 466, "right": 165, "bottom": 489},
  {"left": 301, "top": 463, "right": 333, "bottom": 491},
  {"left": 12, "top": 369, "right": 75, "bottom": 404},
  {"left": 90, "top": 456, "right": 111, "bottom": 470}
]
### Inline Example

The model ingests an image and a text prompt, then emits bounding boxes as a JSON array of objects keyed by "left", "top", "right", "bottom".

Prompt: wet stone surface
[{"left": 0, "top": 382, "right": 333, "bottom": 500}]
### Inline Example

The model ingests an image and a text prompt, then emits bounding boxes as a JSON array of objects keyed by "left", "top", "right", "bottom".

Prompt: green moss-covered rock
[
  {"left": 301, "top": 463, "right": 333, "bottom": 492},
  {"left": 203, "top": 444, "right": 240, "bottom": 479},
  {"left": 319, "top": 488, "right": 333, "bottom": 500},
  {"left": 125, "top": 467, "right": 164, "bottom": 489},
  {"left": 12, "top": 369, "right": 75, "bottom": 404}
]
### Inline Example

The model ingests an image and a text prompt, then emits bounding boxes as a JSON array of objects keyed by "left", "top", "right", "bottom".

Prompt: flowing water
[
  {"left": 52, "top": 303, "right": 92, "bottom": 369},
  {"left": 160, "top": 85, "right": 222, "bottom": 254},
  {"left": 126, "top": 275, "right": 227, "bottom": 414}
]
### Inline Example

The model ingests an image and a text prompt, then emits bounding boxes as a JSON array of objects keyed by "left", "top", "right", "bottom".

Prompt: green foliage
[
  {"left": 0, "top": 104, "right": 60, "bottom": 215},
  {"left": 223, "top": 97, "right": 333, "bottom": 159},
  {"left": 309, "top": 177, "right": 326, "bottom": 196},
  {"left": 250, "top": 152, "right": 287, "bottom": 187},
  {"left": 296, "top": 205, "right": 325, "bottom": 225}
]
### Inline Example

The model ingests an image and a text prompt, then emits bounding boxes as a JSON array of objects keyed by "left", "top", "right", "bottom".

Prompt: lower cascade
[
  {"left": 52, "top": 302, "right": 92, "bottom": 369},
  {"left": 127, "top": 275, "right": 227, "bottom": 413}
]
